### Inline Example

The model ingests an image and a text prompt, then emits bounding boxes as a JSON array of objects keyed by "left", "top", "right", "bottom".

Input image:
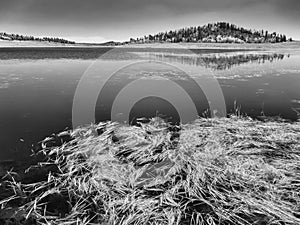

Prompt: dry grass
[{"left": 0, "top": 116, "right": 300, "bottom": 225}]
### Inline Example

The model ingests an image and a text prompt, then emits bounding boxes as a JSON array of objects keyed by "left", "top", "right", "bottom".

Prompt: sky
[{"left": 0, "top": 0, "right": 300, "bottom": 43}]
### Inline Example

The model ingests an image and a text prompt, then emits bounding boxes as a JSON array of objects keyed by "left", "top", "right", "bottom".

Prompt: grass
[{"left": 0, "top": 116, "right": 300, "bottom": 225}]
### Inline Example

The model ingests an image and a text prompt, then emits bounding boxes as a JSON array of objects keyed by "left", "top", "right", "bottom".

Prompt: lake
[{"left": 0, "top": 46, "right": 300, "bottom": 161}]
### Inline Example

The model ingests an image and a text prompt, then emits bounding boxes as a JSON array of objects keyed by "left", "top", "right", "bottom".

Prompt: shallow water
[{"left": 0, "top": 47, "right": 300, "bottom": 161}]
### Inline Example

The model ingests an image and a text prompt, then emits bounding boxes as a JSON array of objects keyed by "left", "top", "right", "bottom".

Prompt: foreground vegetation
[{"left": 0, "top": 117, "right": 300, "bottom": 225}]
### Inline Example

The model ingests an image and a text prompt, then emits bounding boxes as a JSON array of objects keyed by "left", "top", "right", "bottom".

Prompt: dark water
[{"left": 0, "top": 47, "right": 300, "bottom": 161}]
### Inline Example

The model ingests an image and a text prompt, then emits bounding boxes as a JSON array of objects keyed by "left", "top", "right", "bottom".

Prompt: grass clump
[{"left": 0, "top": 116, "right": 300, "bottom": 225}]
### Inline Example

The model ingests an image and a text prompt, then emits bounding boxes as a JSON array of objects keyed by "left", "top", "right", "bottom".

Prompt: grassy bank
[
  {"left": 120, "top": 41, "right": 300, "bottom": 51},
  {"left": 0, "top": 117, "right": 300, "bottom": 225}
]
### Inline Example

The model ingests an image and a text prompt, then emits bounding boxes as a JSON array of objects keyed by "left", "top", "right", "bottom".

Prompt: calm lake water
[{"left": 0, "top": 47, "right": 300, "bottom": 161}]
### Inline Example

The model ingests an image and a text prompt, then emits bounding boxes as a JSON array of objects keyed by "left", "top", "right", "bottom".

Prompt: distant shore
[
  {"left": 120, "top": 41, "right": 300, "bottom": 51},
  {"left": 1, "top": 39, "right": 300, "bottom": 50},
  {"left": 0, "top": 40, "right": 100, "bottom": 48}
]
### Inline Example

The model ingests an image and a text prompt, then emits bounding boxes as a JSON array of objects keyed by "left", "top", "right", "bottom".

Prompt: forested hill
[
  {"left": 0, "top": 32, "right": 75, "bottom": 44},
  {"left": 128, "top": 22, "right": 293, "bottom": 44}
]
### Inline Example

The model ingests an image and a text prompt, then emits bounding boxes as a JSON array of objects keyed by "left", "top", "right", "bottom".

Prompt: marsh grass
[{"left": 0, "top": 116, "right": 300, "bottom": 225}]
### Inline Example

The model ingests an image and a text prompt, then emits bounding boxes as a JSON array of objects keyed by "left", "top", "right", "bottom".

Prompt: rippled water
[{"left": 0, "top": 47, "right": 300, "bottom": 161}]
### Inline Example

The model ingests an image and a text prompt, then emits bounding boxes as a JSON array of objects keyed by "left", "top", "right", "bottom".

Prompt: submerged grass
[{"left": 0, "top": 116, "right": 300, "bottom": 225}]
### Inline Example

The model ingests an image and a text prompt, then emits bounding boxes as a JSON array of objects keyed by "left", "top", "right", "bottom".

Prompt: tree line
[
  {"left": 128, "top": 22, "right": 292, "bottom": 44},
  {"left": 0, "top": 32, "right": 75, "bottom": 44}
]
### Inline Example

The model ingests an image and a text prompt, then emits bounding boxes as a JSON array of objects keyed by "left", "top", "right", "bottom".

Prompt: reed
[{"left": 0, "top": 116, "right": 300, "bottom": 225}]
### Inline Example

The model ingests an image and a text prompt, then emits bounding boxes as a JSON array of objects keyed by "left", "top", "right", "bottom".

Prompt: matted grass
[{"left": 0, "top": 116, "right": 300, "bottom": 225}]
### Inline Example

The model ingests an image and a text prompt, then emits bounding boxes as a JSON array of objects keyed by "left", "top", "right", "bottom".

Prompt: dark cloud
[
  {"left": 0, "top": 0, "right": 299, "bottom": 41},
  {"left": 271, "top": 0, "right": 300, "bottom": 17},
  {"left": 0, "top": 0, "right": 266, "bottom": 18},
  {"left": 0, "top": 0, "right": 281, "bottom": 22}
]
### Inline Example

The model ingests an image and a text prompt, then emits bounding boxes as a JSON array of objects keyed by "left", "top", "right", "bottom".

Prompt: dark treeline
[
  {"left": 0, "top": 32, "right": 75, "bottom": 44},
  {"left": 128, "top": 22, "right": 292, "bottom": 44}
]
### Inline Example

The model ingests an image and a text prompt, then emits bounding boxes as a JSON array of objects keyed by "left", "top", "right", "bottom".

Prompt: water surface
[{"left": 0, "top": 47, "right": 300, "bottom": 161}]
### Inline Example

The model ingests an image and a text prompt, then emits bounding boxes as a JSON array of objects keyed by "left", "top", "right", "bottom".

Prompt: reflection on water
[
  {"left": 0, "top": 47, "right": 248, "bottom": 60},
  {"left": 0, "top": 47, "right": 113, "bottom": 60},
  {"left": 94, "top": 61, "right": 210, "bottom": 125},
  {"left": 0, "top": 47, "right": 300, "bottom": 161},
  {"left": 137, "top": 52, "right": 287, "bottom": 70},
  {"left": 199, "top": 53, "right": 286, "bottom": 70}
]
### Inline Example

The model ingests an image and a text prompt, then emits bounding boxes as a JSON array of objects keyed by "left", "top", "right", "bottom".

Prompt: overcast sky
[{"left": 0, "top": 0, "right": 299, "bottom": 42}]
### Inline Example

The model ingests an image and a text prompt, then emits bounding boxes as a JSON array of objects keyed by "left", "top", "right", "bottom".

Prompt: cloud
[
  {"left": 0, "top": 0, "right": 299, "bottom": 40},
  {"left": 0, "top": 0, "right": 273, "bottom": 23},
  {"left": 1, "top": 0, "right": 298, "bottom": 25}
]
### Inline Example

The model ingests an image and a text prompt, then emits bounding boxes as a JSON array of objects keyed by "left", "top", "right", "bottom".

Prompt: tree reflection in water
[{"left": 146, "top": 52, "right": 287, "bottom": 70}]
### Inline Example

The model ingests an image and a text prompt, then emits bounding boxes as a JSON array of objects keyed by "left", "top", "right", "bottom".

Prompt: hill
[
  {"left": 0, "top": 32, "right": 75, "bottom": 45},
  {"left": 128, "top": 22, "right": 293, "bottom": 44}
]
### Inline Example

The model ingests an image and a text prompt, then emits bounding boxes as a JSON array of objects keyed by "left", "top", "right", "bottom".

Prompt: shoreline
[{"left": 1, "top": 40, "right": 300, "bottom": 50}]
